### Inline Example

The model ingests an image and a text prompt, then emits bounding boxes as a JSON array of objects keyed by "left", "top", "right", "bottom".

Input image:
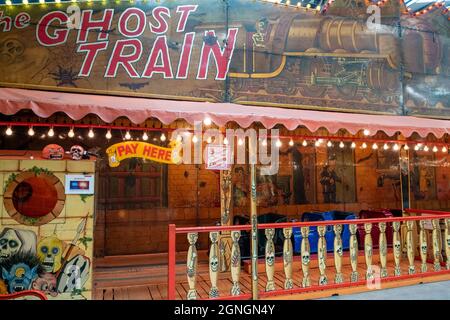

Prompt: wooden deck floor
[{"left": 93, "top": 251, "right": 450, "bottom": 300}]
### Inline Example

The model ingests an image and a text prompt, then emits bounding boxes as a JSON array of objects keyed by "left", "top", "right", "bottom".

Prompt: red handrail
[
  {"left": 0, "top": 290, "right": 47, "bottom": 300},
  {"left": 405, "top": 208, "right": 450, "bottom": 216}
]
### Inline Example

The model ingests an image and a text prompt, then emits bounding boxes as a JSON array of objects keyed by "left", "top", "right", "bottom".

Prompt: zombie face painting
[
  {"left": 69, "top": 145, "right": 85, "bottom": 160},
  {"left": 37, "top": 237, "right": 63, "bottom": 273},
  {"left": 32, "top": 272, "right": 58, "bottom": 297},
  {"left": 0, "top": 228, "right": 37, "bottom": 262}
]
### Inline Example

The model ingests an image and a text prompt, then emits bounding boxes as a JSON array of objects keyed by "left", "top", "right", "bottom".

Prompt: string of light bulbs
[{"left": 2, "top": 121, "right": 448, "bottom": 154}]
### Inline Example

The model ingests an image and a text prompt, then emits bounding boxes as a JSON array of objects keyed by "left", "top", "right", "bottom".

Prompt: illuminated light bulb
[
  {"left": 39, "top": 0, "right": 45, "bottom": 3},
  {"left": 351, "top": 142, "right": 356, "bottom": 149},
  {"left": 125, "top": 131, "right": 131, "bottom": 140},
  {"left": 414, "top": 145, "right": 420, "bottom": 151},
  {"left": 302, "top": 140, "right": 307, "bottom": 147},
  {"left": 423, "top": 145, "right": 429, "bottom": 152},
  {"left": 362, "top": 142, "right": 367, "bottom": 149},
  {"left": 206, "top": 136, "right": 212, "bottom": 144},
  {"left": 203, "top": 117, "right": 212, "bottom": 126},
  {"left": 23, "top": 0, "right": 29, "bottom": 4},
  {"left": 276, "top": 139, "right": 282, "bottom": 147},
  {"left": 289, "top": 139, "right": 294, "bottom": 146},
  {"left": 192, "top": 135, "right": 198, "bottom": 143},
  {"left": 383, "top": 143, "right": 389, "bottom": 150},
  {"left": 315, "top": 140, "right": 321, "bottom": 147},
  {"left": 142, "top": 132, "right": 149, "bottom": 141},
  {"left": 393, "top": 144, "right": 400, "bottom": 151},
  {"left": 433, "top": 146, "right": 438, "bottom": 153},
  {"left": 55, "top": 0, "right": 60, "bottom": 3},
  {"left": 28, "top": 127, "right": 35, "bottom": 136},
  {"left": 238, "top": 138, "right": 243, "bottom": 146},
  {"left": 318, "top": 138, "right": 323, "bottom": 143},
  {"left": 442, "top": 146, "right": 448, "bottom": 153},
  {"left": 261, "top": 139, "right": 267, "bottom": 146},
  {"left": 68, "top": 127, "right": 75, "bottom": 138},
  {"left": 5, "top": 126, "right": 13, "bottom": 136},
  {"left": 372, "top": 143, "right": 378, "bottom": 150},
  {"left": 404, "top": 144, "right": 409, "bottom": 150},
  {"left": 297, "top": 2, "right": 301, "bottom": 6},
  {"left": 306, "top": 3, "right": 311, "bottom": 8},
  {"left": 176, "top": 135, "right": 182, "bottom": 142},
  {"left": 327, "top": 141, "right": 333, "bottom": 147},
  {"left": 88, "top": 128, "right": 95, "bottom": 138},
  {"left": 47, "top": 127, "right": 55, "bottom": 137},
  {"left": 223, "top": 137, "right": 229, "bottom": 145},
  {"left": 363, "top": 129, "right": 370, "bottom": 136},
  {"left": 316, "top": 5, "right": 321, "bottom": 10},
  {"left": 105, "top": 130, "right": 112, "bottom": 140},
  {"left": 160, "top": 133, "right": 166, "bottom": 142},
  {"left": 339, "top": 141, "right": 345, "bottom": 149},
  {"left": 5, "top": 0, "right": 12, "bottom": 5}
]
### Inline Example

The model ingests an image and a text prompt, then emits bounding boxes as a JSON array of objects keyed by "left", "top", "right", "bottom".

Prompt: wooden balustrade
[
  {"left": 393, "top": 221, "right": 402, "bottom": 276},
  {"left": 364, "top": 223, "right": 374, "bottom": 280},
  {"left": 186, "top": 232, "right": 198, "bottom": 300},
  {"left": 265, "top": 228, "right": 276, "bottom": 292},
  {"left": 178, "top": 214, "right": 450, "bottom": 300},
  {"left": 317, "top": 226, "right": 328, "bottom": 285},
  {"left": 378, "top": 222, "right": 388, "bottom": 277},
  {"left": 209, "top": 232, "right": 220, "bottom": 298},
  {"left": 349, "top": 224, "right": 359, "bottom": 282},
  {"left": 283, "top": 228, "right": 294, "bottom": 289},
  {"left": 333, "top": 224, "right": 344, "bottom": 284},
  {"left": 230, "top": 231, "right": 241, "bottom": 296},
  {"left": 300, "top": 227, "right": 311, "bottom": 287}
]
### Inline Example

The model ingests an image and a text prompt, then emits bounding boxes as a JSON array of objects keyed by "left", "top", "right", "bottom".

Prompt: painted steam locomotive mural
[{"left": 0, "top": 0, "right": 448, "bottom": 116}]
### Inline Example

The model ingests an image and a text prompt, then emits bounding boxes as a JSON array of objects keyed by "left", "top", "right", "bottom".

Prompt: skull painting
[
  {"left": 37, "top": 237, "right": 63, "bottom": 273},
  {"left": 421, "top": 244, "right": 428, "bottom": 255},
  {"left": 2, "top": 263, "right": 39, "bottom": 293},
  {"left": 394, "top": 241, "right": 401, "bottom": 254},
  {"left": 266, "top": 252, "right": 275, "bottom": 266},
  {"left": 302, "top": 252, "right": 310, "bottom": 265},
  {"left": 210, "top": 256, "right": 219, "bottom": 272},
  {"left": 0, "top": 228, "right": 37, "bottom": 262},
  {"left": 69, "top": 145, "right": 85, "bottom": 160},
  {"left": 32, "top": 272, "right": 58, "bottom": 297}
]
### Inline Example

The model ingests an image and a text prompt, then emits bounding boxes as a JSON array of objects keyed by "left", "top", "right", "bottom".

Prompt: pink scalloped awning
[{"left": 1, "top": 87, "right": 449, "bottom": 138}]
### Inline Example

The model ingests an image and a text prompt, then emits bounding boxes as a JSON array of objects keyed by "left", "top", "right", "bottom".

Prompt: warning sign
[{"left": 206, "top": 144, "right": 231, "bottom": 170}]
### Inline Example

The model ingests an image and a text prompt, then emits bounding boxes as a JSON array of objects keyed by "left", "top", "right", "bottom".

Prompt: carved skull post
[
  {"left": 282, "top": 228, "right": 293, "bottom": 289},
  {"left": 432, "top": 219, "right": 442, "bottom": 271},
  {"left": 406, "top": 221, "right": 416, "bottom": 275},
  {"left": 333, "top": 224, "right": 343, "bottom": 283},
  {"left": 419, "top": 220, "right": 428, "bottom": 273},
  {"left": 186, "top": 232, "right": 198, "bottom": 300},
  {"left": 219, "top": 170, "right": 233, "bottom": 273},
  {"left": 265, "top": 228, "right": 276, "bottom": 292},
  {"left": 393, "top": 221, "right": 402, "bottom": 276},
  {"left": 300, "top": 227, "right": 311, "bottom": 287},
  {"left": 230, "top": 231, "right": 241, "bottom": 296},
  {"left": 209, "top": 231, "right": 220, "bottom": 298},
  {"left": 364, "top": 223, "right": 374, "bottom": 280},
  {"left": 317, "top": 225, "right": 328, "bottom": 285},
  {"left": 349, "top": 224, "right": 359, "bottom": 282},
  {"left": 379, "top": 222, "right": 388, "bottom": 278}
]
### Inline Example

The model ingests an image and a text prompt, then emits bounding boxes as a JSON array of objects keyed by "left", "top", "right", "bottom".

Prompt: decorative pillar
[
  {"left": 219, "top": 169, "right": 233, "bottom": 272},
  {"left": 406, "top": 220, "right": 415, "bottom": 275},
  {"left": 432, "top": 219, "right": 442, "bottom": 271},
  {"left": 283, "top": 228, "right": 293, "bottom": 289},
  {"left": 230, "top": 231, "right": 241, "bottom": 296},
  {"left": 300, "top": 227, "right": 311, "bottom": 287},
  {"left": 265, "top": 228, "right": 276, "bottom": 291},
  {"left": 364, "top": 223, "right": 374, "bottom": 280},
  {"left": 419, "top": 220, "right": 428, "bottom": 273},
  {"left": 333, "top": 224, "right": 344, "bottom": 283},
  {"left": 445, "top": 219, "right": 450, "bottom": 270},
  {"left": 317, "top": 225, "right": 328, "bottom": 285},
  {"left": 249, "top": 153, "right": 258, "bottom": 299},
  {"left": 209, "top": 231, "right": 220, "bottom": 298},
  {"left": 393, "top": 221, "right": 402, "bottom": 276},
  {"left": 379, "top": 222, "right": 388, "bottom": 278},
  {"left": 349, "top": 224, "right": 359, "bottom": 282},
  {"left": 186, "top": 232, "right": 199, "bottom": 300}
]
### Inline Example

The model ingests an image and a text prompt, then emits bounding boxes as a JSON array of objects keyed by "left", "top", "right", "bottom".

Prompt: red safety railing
[
  {"left": 167, "top": 209, "right": 450, "bottom": 300},
  {"left": 0, "top": 290, "right": 47, "bottom": 300}
]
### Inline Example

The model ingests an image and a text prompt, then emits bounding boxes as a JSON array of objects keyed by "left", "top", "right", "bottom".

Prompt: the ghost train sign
[{"left": 0, "top": 0, "right": 448, "bottom": 117}]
